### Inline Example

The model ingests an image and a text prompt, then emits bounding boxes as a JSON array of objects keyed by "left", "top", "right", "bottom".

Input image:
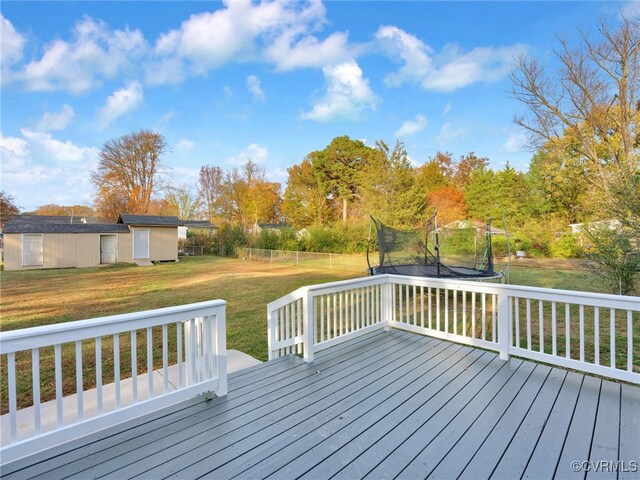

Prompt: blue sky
[{"left": 1, "top": 0, "right": 638, "bottom": 211}]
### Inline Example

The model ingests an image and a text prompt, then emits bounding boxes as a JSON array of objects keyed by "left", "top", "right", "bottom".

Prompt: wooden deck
[{"left": 2, "top": 329, "right": 639, "bottom": 480}]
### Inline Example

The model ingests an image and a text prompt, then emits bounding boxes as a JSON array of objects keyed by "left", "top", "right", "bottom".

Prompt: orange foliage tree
[{"left": 427, "top": 187, "right": 468, "bottom": 226}]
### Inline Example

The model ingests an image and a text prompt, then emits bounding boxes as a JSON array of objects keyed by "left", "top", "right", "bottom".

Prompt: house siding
[{"left": 3, "top": 227, "right": 177, "bottom": 271}]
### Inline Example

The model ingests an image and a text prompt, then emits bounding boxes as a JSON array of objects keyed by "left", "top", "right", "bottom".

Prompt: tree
[
  {"left": 427, "top": 187, "right": 468, "bottom": 226},
  {"left": 198, "top": 165, "right": 224, "bottom": 224},
  {"left": 166, "top": 184, "right": 202, "bottom": 220},
  {"left": 511, "top": 16, "right": 639, "bottom": 195},
  {"left": 92, "top": 130, "right": 168, "bottom": 221},
  {"left": 359, "top": 140, "right": 418, "bottom": 227},
  {"left": 282, "top": 158, "right": 332, "bottom": 227},
  {"left": 0, "top": 191, "right": 20, "bottom": 225},
  {"left": 32, "top": 204, "right": 95, "bottom": 217},
  {"left": 311, "top": 136, "right": 377, "bottom": 224}
]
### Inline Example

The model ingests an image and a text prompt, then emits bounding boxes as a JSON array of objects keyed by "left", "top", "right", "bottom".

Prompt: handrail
[
  {"left": 267, "top": 275, "right": 639, "bottom": 385},
  {"left": 0, "top": 300, "right": 227, "bottom": 464}
]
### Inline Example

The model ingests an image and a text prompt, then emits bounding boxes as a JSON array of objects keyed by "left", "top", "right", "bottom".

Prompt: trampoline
[{"left": 367, "top": 213, "right": 503, "bottom": 280}]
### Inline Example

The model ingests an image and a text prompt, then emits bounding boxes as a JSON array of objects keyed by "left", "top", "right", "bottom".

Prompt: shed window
[{"left": 22, "top": 234, "right": 43, "bottom": 266}]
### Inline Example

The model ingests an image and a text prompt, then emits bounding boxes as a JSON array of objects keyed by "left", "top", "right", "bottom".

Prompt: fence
[
  {"left": 243, "top": 248, "right": 369, "bottom": 273},
  {"left": 267, "top": 275, "right": 639, "bottom": 385},
  {"left": 245, "top": 248, "right": 635, "bottom": 295},
  {"left": 0, "top": 300, "right": 227, "bottom": 463}
]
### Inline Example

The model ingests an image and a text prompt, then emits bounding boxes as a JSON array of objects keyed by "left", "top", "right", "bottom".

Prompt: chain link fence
[{"left": 241, "top": 248, "right": 636, "bottom": 295}]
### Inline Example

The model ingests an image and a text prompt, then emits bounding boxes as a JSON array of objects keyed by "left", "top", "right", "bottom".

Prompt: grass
[{"left": 1, "top": 256, "right": 357, "bottom": 412}]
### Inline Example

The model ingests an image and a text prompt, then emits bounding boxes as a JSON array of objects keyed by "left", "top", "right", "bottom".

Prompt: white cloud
[
  {"left": 302, "top": 59, "right": 378, "bottom": 122},
  {"left": 499, "top": 132, "right": 528, "bottom": 153},
  {"left": 395, "top": 114, "right": 428, "bottom": 137},
  {"left": 98, "top": 81, "right": 143, "bottom": 127},
  {"left": 17, "top": 17, "right": 147, "bottom": 93},
  {"left": 264, "top": 31, "right": 353, "bottom": 71},
  {"left": 436, "top": 122, "right": 464, "bottom": 144},
  {"left": 151, "top": 0, "right": 328, "bottom": 82},
  {"left": 376, "top": 25, "right": 527, "bottom": 92},
  {"left": 226, "top": 143, "right": 269, "bottom": 166},
  {"left": 20, "top": 128, "right": 98, "bottom": 163},
  {"left": 36, "top": 104, "right": 76, "bottom": 131},
  {"left": 442, "top": 102, "right": 452, "bottom": 116},
  {"left": 246, "top": 75, "right": 266, "bottom": 101},
  {"left": 1, "top": 15, "right": 26, "bottom": 67},
  {"left": 0, "top": 133, "right": 29, "bottom": 170},
  {"left": 177, "top": 138, "right": 195, "bottom": 152}
]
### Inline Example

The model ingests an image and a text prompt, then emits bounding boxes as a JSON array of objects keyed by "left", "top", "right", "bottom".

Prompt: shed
[{"left": 3, "top": 214, "right": 181, "bottom": 271}]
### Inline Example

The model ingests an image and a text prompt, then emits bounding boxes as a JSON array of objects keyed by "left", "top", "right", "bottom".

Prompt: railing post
[
  {"left": 303, "top": 288, "right": 314, "bottom": 363},
  {"left": 267, "top": 308, "right": 275, "bottom": 360},
  {"left": 214, "top": 306, "right": 227, "bottom": 397},
  {"left": 497, "top": 291, "right": 510, "bottom": 360},
  {"left": 383, "top": 278, "right": 393, "bottom": 330}
]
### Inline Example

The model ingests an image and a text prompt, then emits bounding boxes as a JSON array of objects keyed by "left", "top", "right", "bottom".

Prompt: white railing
[
  {"left": 0, "top": 300, "right": 227, "bottom": 463},
  {"left": 267, "top": 275, "right": 639, "bottom": 384}
]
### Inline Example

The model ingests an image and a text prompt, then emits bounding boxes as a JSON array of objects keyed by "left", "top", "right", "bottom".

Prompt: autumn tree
[
  {"left": 0, "top": 191, "right": 20, "bottom": 225},
  {"left": 166, "top": 184, "right": 202, "bottom": 220},
  {"left": 511, "top": 16, "right": 639, "bottom": 197},
  {"left": 92, "top": 130, "right": 168, "bottom": 221},
  {"left": 33, "top": 204, "right": 95, "bottom": 217},
  {"left": 427, "top": 187, "right": 468, "bottom": 226},
  {"left": 198, "top": 165, "right": 224, "bottom": 224}
]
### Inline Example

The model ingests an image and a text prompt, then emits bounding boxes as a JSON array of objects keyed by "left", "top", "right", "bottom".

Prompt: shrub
[{"left": 550, "top": 233, "right": 582, "bottom": 259}]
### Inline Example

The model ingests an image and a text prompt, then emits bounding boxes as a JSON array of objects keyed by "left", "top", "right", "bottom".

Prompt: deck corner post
[
  {"left": 214, "top": 306, "right": 228, "bottom": 397},
  {"left": 267, "top": 307, "right": 275, "bottom": 361},
  {"left": 383, "top": 278, "right": 393, "bottom": 330},
  {"left": 497, "top": 292, "right": 510, "bottom": 361},
  {"left": 303, "top": 289, "right": 315, "bottom": 363}
]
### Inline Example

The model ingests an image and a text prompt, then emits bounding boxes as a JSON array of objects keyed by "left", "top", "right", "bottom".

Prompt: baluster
[
  {"left": 320, "top": 296, "right": 325, "bottom": 342},
  {"left": 453, "top": 290, "right": 458, "bottom": 335},
  {"left": 539, "top": 300, "right": 544, "bottom": 353},
  {"left": 285, "top": 303, "right": 290, "bottom": 354},
  {"left": 351, "top": 290, "right": 356, "bottom": 331},
  {"left": 297, "top": 299, "right": 302, "bottom": 354},
  {"left": 627, "top": 310, "right": 633, "bottom": 372},
  {"left": 8, "top": 352, "right": 17, "bottom": 442},
  {"left": 114, "top": 334, "right": 121, "bottom": 408},
  {"left": 551, "top": 302, "right": 557, "bottom": 356},
  {"left": 162, "top": 325, "right": 168, "bottom": 393},
  {"left": 420, "top": 286, "right": 425, "bottom": 328},
  {"left": 32, "top": 349, "right": 41, "bottom": 434},
  {"left": 55, "top": 344, "right": 63, "bottom": 427},
  {"left": 565, "top": 304, "right": 571, "bottom": 359},
  {"left": 96, "top": 337, "right": 102, "bottom": 413},
  {"left": 147, "top": 327, "right": 154, "bottom": 397},
  {"left": 610, "top": 308, "right": 615, "bottom": 368},
  {"left": 333, "top": 293, "right": 337, "bottom": 338},
  {"left": 514, "top": 299, "right": 520, "bottom": 348},
  {"left": 436, "top": 288, "right": 441, "bottom": 331},
  {"left": 428, "top": 287, "right": 432, "bottom": 329},
  {"left": 131, "top": 330, "right": 138, "bottom": 402},
  {"left": 462, "top": 291, "right": 467, "bottom": 336},
  {"left": 526, "top": 298, "right": 532, "bottom": 349},
  {"left": 399, "top": 284, "right": 404, "bottom": 324},
  {"left": 75, "top": 341, "right": 83, "bottom": 420},
  {"left": 177, "top": 322, "right": 183, "bottom": 388},
  {"left": 491, "top": 294, "right": 496, "bottom": 343},
  {"left": 471, "top": 292, "right": 476, "bottom": 339},
  {"left": 594, "top": 307, "right": 600, "bottom": 366},
  {"left": 445, "top": 289, "right": 449, "bottom": 333},
  {"left": 339, "top": 291, "right": 344, "bottom": 335},
  {"left": 579, "top": 305, "right": 585, "bottom": 362},
  {"left": 482, "top": 293, "right": 486, "bottom": 341}
]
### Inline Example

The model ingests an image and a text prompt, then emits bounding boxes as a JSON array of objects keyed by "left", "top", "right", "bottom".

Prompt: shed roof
[
  {"left": 7, "top": 215, "right": 98, "bottom": 224},
  {"left": 118, "top": 215, "right": 182, "bottom": 226},
  {"left": 181, "top": 220, "right": 217, "bottom": 229},
  {"left": 3, "top": 222, "right": 129, "bottom": 234}
]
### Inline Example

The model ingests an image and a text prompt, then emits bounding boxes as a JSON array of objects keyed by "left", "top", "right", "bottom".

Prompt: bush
[
  {"left": 550, "top": 233, "right": 582, "bottom": 259},
  {"left": 214, "top": 224, "right": 247, "bottom": 257}
]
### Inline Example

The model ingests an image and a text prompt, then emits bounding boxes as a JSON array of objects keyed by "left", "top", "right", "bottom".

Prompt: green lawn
[{"left": 0, "top": 256, "right": 357, "bottom": 411}]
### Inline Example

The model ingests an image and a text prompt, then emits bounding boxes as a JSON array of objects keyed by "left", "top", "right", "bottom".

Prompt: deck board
[{"left": 1, "top": 329, "right": 638, "bottom": 480}]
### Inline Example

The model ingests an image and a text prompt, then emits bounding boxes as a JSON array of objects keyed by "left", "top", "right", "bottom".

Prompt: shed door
[
  {"left": 23, "top": 234, "right": 43, "bottom": 266},
  {"left": 133, "top": 229, "right": 149, "bottom": 259},
  {"left": 100, "top": 235, "right": 117, "bottom": 264}
]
